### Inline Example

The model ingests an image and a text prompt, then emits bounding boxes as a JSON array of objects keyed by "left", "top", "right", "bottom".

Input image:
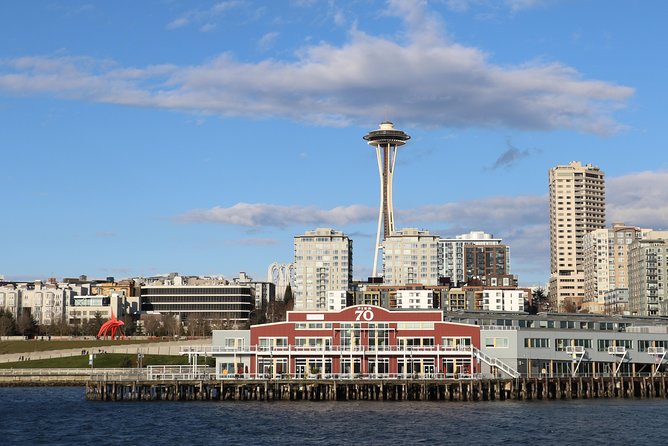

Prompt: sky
[{"left": 1, "top": 0, "right": 667, "bottom": 286}]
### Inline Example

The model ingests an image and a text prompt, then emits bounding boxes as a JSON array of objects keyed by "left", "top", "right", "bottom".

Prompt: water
[{"left": 0, "top": 387, "right": 666, "bottom": 445}]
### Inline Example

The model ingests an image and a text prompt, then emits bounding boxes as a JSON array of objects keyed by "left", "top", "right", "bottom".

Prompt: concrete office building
[
  {"left": 549, "top": 161, "right": 605, "bottom": 312},
  {"left": 382, "top": 228, "right": 441, "bottom": 286},
  {"left": 440, "top": 231, "right": 504, "bottom": 285},
  {"left": 293, "top": 228, "right": 353, "bottom": 311}
]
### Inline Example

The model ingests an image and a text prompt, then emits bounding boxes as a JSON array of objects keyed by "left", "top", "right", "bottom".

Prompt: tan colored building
[
  {"left": 548, "top": 161, "right": 605, "bottom": 312},
  {"left": 382, "top": 228, "right": 441, "bottom": 286},
  {"left": 293, "top": 228, "right": 353, "bottom": 310},
  {"left": 582, "top": 223, "right": 650, "bottom": 313}
]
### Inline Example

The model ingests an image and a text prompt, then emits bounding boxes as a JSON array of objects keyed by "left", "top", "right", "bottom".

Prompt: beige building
[
  {"left": 293, "top": 228, "right": 353, "bottom": 310},
  {"left": 548, "top": 161, "right": 605, "bottom": 311},
  {"left": 582, "top": 223, "right": 650, "bottom": 313},
  {"left": 382, "top": 228, "right": 441, "bottom": 286},
  {"left": 628, "top": 232, "right": 668, "bottom": 316}
]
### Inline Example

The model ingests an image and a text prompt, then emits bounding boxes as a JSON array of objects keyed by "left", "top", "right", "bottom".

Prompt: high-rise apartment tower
[
  {"left": 293, "top": 228, "right": 353, "bottom": 310},
  {"left": 549, "top": 161, "right": 605, "bottom": 311}
]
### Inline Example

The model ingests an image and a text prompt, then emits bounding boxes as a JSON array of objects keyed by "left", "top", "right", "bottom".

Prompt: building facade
[
  {"left": 463, "top": 244, "right": 510, "bottom": 282},
  {"left": 211, "top": 305, "right": 481, "bottom": 379},
  {"left": 481, "top": 289, "right": 527, "bottom": 312},
  {"left": 382, "top": 228, "right": 441, "bottom": 286},
  {"left": 293, "top": 228, "right": 353, "bottom": 311},
  {"left": 628, "top": 236, "right": 668, "bottom": 316},
  {"left": 582, "top": 223, "right": 648, "bottom": 313},
  {"left": 549, "top": 161, "right": 605, "bottom": 311},
  {"left": 140, "top": 285, "right": 254, "bottom": 324},
  {"left": 440, "top": 231, "right": 504, "bottom": 285}
]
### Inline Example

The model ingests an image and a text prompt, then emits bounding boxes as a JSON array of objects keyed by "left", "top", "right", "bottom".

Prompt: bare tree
[
  {"left": 142, "top": 315, "right": 161, "bottom": 336},
  {"left": 16, "top": 313, "right": 36, "bottom": 337},
  {"left": 162, "top": 314, "right": 180, "bottom": 337}
]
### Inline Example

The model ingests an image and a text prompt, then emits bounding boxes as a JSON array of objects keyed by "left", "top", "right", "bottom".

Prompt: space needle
[{"left": 363, "top": 121, "right": 411, "bottom": 277}]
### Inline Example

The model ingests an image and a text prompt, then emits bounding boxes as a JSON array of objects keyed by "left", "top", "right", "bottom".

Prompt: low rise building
[{"left": 210, "top": 305, "right": 481, "bottom": 379}]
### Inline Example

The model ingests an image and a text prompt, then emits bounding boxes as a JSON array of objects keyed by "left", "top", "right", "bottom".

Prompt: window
[
  {"left": 524, "top": 338, "right": 550, "bottom": 348},
  {"left": 484, "top": 337, "right": 509, "bottom": 348}
]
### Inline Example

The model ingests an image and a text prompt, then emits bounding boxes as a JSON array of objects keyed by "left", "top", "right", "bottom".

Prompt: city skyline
[{"left": 2, "top": 1, "right": 668, "bottom": 285}]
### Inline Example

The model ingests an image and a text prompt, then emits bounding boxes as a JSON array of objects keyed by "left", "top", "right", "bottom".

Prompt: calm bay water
[{"left": 0, "top": 387, "right": 666, "bottom": 445}]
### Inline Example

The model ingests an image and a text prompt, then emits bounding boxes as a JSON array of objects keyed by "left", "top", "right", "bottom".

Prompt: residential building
[
  {"left": 395, "top": 289, "right": 433, "bottom": 309},
  {"left": 234, "top": 272, "right": 276, "bottom": 310},
  {"left": 628, "top": 233, "right": 668, "bottom": 316},
  {"left": 293, "top": 228, "right": 353, "bottom": 310},
  {"left": 463, "top": 244, "right": 511, "bottom": 282},
  {"left": 549, "top": 161, "right": 605, "bottom": 311},
  {"left": 481, "top": 289, "right": 527, "bottom": 312},
  {"left": 382, "top": 228, "right": 441, "bottom": 286},
  {"left": 582, "top": 223, "right": 649, "bottom": 313},
  {"left": 326, "top": 291, "right": 349, "bottom": 311},
  {"left": 440, "top": 231, "right": 507, "bottom": 285}
]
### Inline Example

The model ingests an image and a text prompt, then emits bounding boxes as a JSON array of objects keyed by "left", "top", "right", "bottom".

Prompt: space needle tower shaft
[{"left": 363, "top": 121, "right": 411, "bottom": 277}]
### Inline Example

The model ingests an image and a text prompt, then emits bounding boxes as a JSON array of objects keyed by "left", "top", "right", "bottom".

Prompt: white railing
[
  {"left": 648, "top": 347, "right": 666, "bottom": 355},
  {"left": 608, "top": 346, "right": 627, "bottom": 354},
  {"left": 146, "top": 365, "right": 214, "bottom": 381},
  {"left": 215, "top": 372, "right": 485, "bottom": 381},
  {"left": 472, "top": 346, "right": 520, "bottom": 379},
  {"left": 565, "top": 346, "right": 585, "bottom": 354},
  {"left": 205, "top": 345, "right": 474, "bottom": 354}
]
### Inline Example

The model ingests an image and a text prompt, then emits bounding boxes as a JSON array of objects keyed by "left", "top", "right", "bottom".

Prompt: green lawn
[
  {"left": 0, "top": 353, "right": 214, "bottom": 369},
  {"left": 0, "top": 339, "right": 165, "bottom": 355}
]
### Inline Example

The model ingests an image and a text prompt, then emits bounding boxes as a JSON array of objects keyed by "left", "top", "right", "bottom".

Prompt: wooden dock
[{"left": 85, "top": 376, "right": 668, "bottom": 402}]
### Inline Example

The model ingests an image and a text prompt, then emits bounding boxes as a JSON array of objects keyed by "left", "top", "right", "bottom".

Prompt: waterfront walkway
[{"left": 0, "top": 340, "right": 197, "bottom": 364}]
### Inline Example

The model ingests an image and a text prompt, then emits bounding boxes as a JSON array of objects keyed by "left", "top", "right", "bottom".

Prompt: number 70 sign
[{"left": 354, "top": 307, "right": 374, "bottom": 321}]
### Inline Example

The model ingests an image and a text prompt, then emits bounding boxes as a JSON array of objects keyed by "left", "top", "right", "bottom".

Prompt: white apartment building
[
  {"left": 0, "top": 281, "right": 88, "bottom": 326},
  {"left": 382, "top": 228, "right": 441, "bottom": 286},
  {"left": 293, "top": 228, "right": 353, "bottom": 310},
  {"left": 395, "top": 289, "right": 433, "bottom": 309},
  {"left": 482, "top": 289, "right": 527, "bottom": 312},
  {"left": 440, "top": 231, "right": 503, "bottom": 285},
  {"left": 548, "top": 161, "right": 605, "bottom": 311},
  {"left": 582, "top": 223, "right": 650, "bottom": 313},
  {"left": 327, "top": 290, "right": 348, "bottom": 311},
  {"left": 628, "top": 233, "right": 668, "bottom": 316}
]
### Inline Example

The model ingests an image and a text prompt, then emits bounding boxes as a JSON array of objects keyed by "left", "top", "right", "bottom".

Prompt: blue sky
[{"left": 1, "top": 0, "right": 667, "bottom": 286}]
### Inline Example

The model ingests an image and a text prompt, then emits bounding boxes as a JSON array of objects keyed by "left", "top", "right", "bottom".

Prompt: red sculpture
[{"left": 97, "top": 311, "right": 125, "bottom": 340}]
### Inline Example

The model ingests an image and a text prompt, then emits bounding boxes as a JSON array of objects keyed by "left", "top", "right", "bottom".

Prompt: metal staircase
[{"left": 472, "top": 346, "right": 520, "bottom": 378}]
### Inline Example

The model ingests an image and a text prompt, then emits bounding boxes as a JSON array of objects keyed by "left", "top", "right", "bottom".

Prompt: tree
[
  {"left": 283, "top": 285, "right": 294, "bottom": 311},
  {"left": 162, "top": 314, "right": 180, "bottom": 337},
  {"left": 529, "top": 287, "right": 549, "bottom": 314},
  {"left": 142, "top": 315, "right": 161, "bottom": 337},
  {"left": 16, "top": 312, "right": 37, "bottom": 337},
  {"left": 0, "top": 309, "right": 16, "bottom": 336}
]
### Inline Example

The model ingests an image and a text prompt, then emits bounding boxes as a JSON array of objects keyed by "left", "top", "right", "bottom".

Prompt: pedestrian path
[{"left": 0, "top": 340, "right": 200, "bottom": 364}]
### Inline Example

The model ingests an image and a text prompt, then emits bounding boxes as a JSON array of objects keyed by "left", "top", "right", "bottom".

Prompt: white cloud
[
  {"left": 178, "top": 203, "right": 377, "bottom": 227},
  {"left": 608, "top": 170, "right": 668, "bottom": 229},
  {"left": 258, "top": 32, "right": 279, "bottom": 51},
  {"left": 224, "top": 237, "right": 280, "bottom": 246},
  {"left": 166, "top": 17, "right": 190, "bottom": 29},
  {"left": 0, "top": 1, "right": 632, "bottom": 133}
]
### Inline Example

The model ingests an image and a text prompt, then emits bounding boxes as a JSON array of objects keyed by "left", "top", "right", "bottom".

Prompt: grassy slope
[
  {"left": 0, "top": 353, "right": 215, "bottom": 369},
  {"left": 0, "top": 339, "right": 165, "bottom": 355}
]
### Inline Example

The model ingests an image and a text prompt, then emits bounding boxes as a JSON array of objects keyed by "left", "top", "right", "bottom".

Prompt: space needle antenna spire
[{"left": 363, "top": 121, "right": 411, "bottom": 277}]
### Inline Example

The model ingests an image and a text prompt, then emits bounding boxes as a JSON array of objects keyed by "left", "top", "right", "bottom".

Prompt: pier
[{"left": 85, "top": 375, "right": 668, "bottom": 402}]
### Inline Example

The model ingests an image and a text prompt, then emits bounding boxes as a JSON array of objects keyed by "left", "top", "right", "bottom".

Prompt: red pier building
[{"left": 212, "top": 305, "right": 481, "bottom": 379}]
